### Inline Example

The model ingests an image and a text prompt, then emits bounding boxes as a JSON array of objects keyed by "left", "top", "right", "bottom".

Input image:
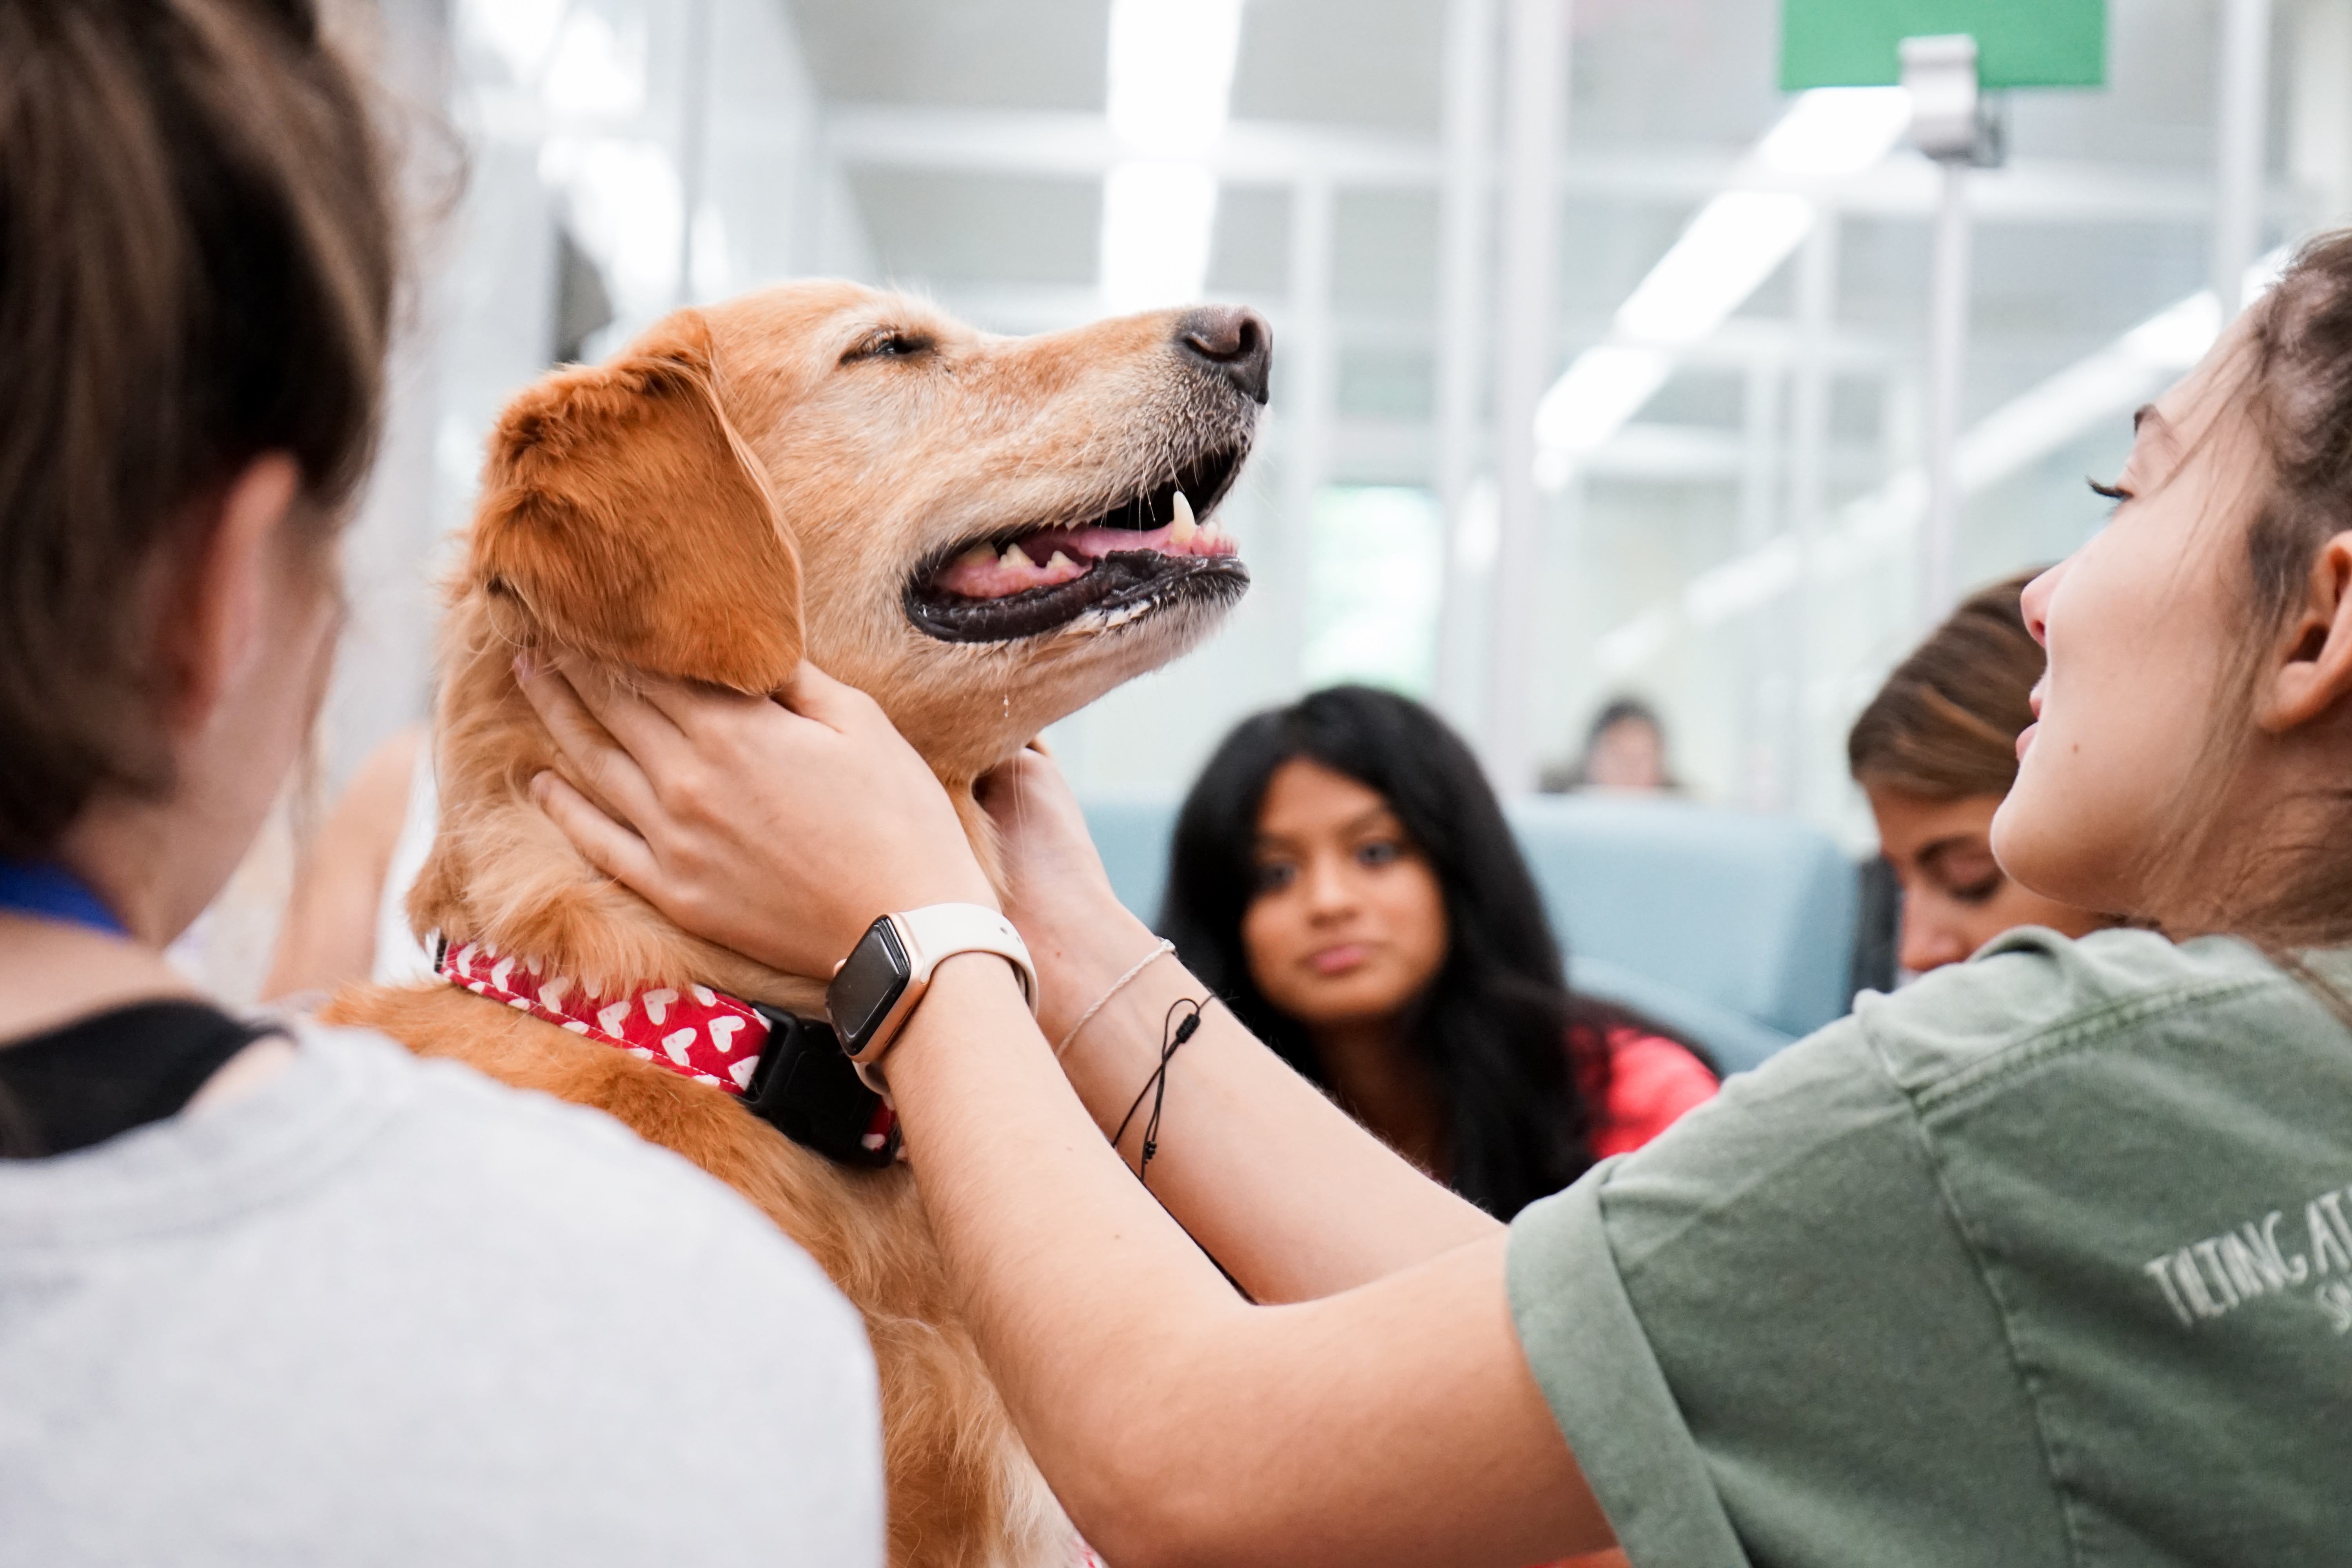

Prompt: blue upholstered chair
[
  {"left": 1078, "top": 789, "right": 1859, "bottom": 1075},
  {"left": 1503, "top": 795, "right": 1858, "bottom": 1073},
  {"left": 1079, "top": 788, "right": 1185, "bottom": 944}
]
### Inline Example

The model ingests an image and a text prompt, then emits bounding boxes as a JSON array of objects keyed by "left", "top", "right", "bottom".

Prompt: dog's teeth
[
  {"left": 955, "top": 543, "right": 994, "bottom": 569},
  {"left": 1169, "top": 490, "right": 1198, "bottom": 546},
  {"left": 1000, "top": 541, "right": 1033, "bottom": 570},
  {"left": 1045, "top": 550, "right": 1079, "bottom": 573}
]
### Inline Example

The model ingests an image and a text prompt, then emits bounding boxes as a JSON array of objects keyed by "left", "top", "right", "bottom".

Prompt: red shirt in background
[
  {"left": 1541, "top": 1025, "right": 1715, "bottom": 1568},
  {"left": 1570, "top": 1022, "right": 1719, "bottom": 1159}
]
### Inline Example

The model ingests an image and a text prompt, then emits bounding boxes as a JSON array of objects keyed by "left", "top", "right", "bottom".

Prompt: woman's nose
[
  {"left": 2019, "top": 560, "right": 2064, "bottom": 648},
  {"left": 1897, "top": 904, "right": 1973, "bottom": 976},
  {"left": 1301, "top": 854, "right": 1357, "bottom": 916}
]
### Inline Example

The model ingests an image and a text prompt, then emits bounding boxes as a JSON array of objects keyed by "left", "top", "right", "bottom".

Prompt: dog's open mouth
[{"left": 905, "top": 442, "right": 1251, "bottom": 644}]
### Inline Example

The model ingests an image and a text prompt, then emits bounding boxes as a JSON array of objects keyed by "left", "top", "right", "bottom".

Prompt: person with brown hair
[
  {"left": 1848, "top": 571, "right": 2111, "bottom": 973},
  {"left": 0, "top": 5, "right": 879, "bottom": 1560},
  {"left": 530, "top": 224, "right": 2352, "bottom": 1563}
]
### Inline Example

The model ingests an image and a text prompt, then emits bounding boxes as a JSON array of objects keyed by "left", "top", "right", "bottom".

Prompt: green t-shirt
[{"left": 1508, "top": 927, "right": 2352, "bottom": 1566}]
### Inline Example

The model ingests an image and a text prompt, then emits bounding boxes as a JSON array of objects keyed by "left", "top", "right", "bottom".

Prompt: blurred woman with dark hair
[
  {"left": 1160, "top": 686, "right": 1716, "bottom": 1219},
  {"left": 1849, "top": 571, "right": 2112, "bottom": 974}
]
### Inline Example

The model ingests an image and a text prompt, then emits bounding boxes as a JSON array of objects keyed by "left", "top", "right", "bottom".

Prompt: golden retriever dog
[{"left": 324, "top": 281, "right": 1267, "bottom": 1568}]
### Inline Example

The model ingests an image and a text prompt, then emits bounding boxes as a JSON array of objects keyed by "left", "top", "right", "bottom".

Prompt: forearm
[
  {"left": 886, "top": 956, "right": 1604, "bottom": 1568},
  {"left": 1031, "top": 907, "right": 1498, "bottom": 1303},
  {"left": 508, "top": 681, "right": 1603, "bottom": 1564}
]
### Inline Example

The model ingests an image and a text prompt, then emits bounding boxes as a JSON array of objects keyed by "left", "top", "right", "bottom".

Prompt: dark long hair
[{"left": 1161, "top": 685, "right": 1628, "bottom": 1218}]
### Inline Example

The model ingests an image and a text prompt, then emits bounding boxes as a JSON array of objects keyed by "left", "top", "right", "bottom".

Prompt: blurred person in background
[
  {"left": 1848, "top": 572, "right": 2114, "bottom": 975},
  {"left": 1160, "top": 686, "right": 1717, "bottom": 1219},
  {"left": 0, "top": 4, "right": 879, "bottom": 1560},
  {"left": 1542, "top": 695, "right": 1678, "bottom": 794}
]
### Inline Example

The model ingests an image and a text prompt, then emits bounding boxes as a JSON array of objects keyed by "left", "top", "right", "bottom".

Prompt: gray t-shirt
[
  {"left": 1509, "top": 927, "right": 2352, "bottom": 1566},
  {"left": 0, "top": 1021, "right": 883, "bottom": 1567}
]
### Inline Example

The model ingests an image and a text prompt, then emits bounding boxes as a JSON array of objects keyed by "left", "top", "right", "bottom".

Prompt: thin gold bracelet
[{"left": 1053, "top": 938, "right": 1177, "bottom": 1058}]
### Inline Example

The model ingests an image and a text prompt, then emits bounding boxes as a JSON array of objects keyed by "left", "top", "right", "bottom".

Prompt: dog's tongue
[{"left": 935, "top": 490, "right": 1238, "bottom": 600}]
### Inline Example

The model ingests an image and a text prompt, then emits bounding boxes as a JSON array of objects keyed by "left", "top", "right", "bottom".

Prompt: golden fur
[{"left": 325, "top": 281, "right": 1261, "bottom": 1568}]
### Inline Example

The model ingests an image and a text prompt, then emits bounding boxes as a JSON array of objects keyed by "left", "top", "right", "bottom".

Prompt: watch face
[{"left": 829, "top": 918, "right": 910, "bottom": 1048}]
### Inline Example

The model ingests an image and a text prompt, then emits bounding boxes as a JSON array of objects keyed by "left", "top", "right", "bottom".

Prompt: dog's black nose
[{"left": 1175, "top": 305, "right": 1272, "bottom": 405}]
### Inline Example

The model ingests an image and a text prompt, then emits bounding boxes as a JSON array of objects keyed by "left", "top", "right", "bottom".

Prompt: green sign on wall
[{"left": 1780, "top": 0, "right": 2106, "bottom": 90}]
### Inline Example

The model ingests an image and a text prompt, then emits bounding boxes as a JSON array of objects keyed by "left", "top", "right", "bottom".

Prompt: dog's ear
[{"left": 471, "top": 313, "right": 802, "bottom": 692}]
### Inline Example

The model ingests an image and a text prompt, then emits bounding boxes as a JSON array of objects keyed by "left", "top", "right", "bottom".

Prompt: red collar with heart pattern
[
  {"left": 436, "top": 937, "right": 900, "bottom": 1166},
  {"left": 439, "top": 938, "right": 777, "bottom": 1090}
]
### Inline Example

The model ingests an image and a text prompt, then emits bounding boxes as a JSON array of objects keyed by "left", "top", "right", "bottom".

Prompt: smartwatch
[{"left": 827, "top": 902, "right": 1038, "bottom": 1066}]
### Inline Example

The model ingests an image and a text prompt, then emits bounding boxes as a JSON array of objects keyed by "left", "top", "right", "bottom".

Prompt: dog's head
[
  {"left": 469, "top": 281, "right": 1264, "bottom": 782},
  {"left": 414, "top": 282, "right": 1263, "bottom": 995}
]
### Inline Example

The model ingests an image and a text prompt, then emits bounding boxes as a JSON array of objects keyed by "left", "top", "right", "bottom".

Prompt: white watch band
[
  {"left": 889, "top": 902, "right": 1038, "bottom": 1011},
  {"left": 837, "top": 902, "right": 1038, "bottom": 1072}
]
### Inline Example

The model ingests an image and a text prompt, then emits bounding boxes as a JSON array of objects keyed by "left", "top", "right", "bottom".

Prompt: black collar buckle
[{"left": 743, "top": 1005, "right": 900, "bottom": 1169}]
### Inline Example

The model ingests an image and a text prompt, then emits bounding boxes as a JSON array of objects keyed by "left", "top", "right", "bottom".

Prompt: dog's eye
[{"left": 842, "top": 329, "right": 935, "bottom": 365}]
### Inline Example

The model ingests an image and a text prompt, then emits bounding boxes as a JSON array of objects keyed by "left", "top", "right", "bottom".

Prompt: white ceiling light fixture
[
  {"left": 1101, "top": 163, "right": 1220, "bottom": 317},
  {"left": 1531, "top": 346, "right": 1671, "bottom": 486},
  {"left": 1099, "top": 0, "right": 1247, "bottom": 313},
  {"left": 1534, "top": 87, "right": 1912, "bottom": 484},
  {"left": 1750, "top": 86, "right": 1914, "bottom": 180},
  {"left": 1610, "top": 191, "right": 1816, "bottom": 346}
]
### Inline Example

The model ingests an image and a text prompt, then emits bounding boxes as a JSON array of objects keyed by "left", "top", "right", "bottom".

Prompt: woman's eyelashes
[
  {"left": 1919, "top": 839, "right": 2005, "bottom": 905},
  {"left": 1946, "top": 872, "right": 2005, "bottom": 906},
  {"left": 1252, "top": 838, "right": 1403, "bottom": 895},
  {"left": 2087, "top": 476, "right": 2134, "bottom": 516}
]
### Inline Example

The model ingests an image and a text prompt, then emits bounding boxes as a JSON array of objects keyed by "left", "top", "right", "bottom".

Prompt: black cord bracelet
[{"left": 1109, "top": 996, "right": 1204, "bottom": 1190}]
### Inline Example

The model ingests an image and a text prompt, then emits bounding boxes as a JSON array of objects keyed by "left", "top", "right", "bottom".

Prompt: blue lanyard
[{"left": 0, "top": 860, "right": 127, "bottom": 937}]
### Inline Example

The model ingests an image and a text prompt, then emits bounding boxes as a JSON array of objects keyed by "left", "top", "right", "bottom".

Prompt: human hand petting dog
[
  {"left": 515, "top": 655, "right": 995, "bottom": 978},
  {"left": 973, "top": 747, "right": 1163, "bottom": 1044}
]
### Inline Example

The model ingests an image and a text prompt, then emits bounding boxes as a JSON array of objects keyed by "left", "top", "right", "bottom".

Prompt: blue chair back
[
  {"left": 1080, "top": 788, "right": 1184, "bottom": 938},
  {"left": 1504, "top": 795, "right": 1858, "bottom": 1072}
]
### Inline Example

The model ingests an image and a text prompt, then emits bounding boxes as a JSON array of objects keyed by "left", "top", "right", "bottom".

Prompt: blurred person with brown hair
[
  {"left": 0, "top": 4, "right": 878, "bottom": 1560},
  {"left": 1848, "top": 571, "right": 2112, "bottom": 974},
  {"left": 1544, "top": 696, "right": 1679, "bottom": 794}
]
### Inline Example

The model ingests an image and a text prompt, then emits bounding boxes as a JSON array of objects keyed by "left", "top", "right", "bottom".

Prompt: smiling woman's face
[
  {"left": 1993, "top": 319, "right": 2264, "bottom": 918},
  {"left": 1241, "top": 759, "right": 1451, "bottom": 1033},
  {"left": 1867, "top": 786, "right": 2109, "bottom": 973}
]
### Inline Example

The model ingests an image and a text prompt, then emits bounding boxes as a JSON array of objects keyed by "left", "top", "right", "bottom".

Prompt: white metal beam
[
  {"left": 800, "top": 102, "right": 2284, "bottom": 225},
  {"left": 1779, "top": 216, "right": 1837, "bottom": 816},
  {"left": 1485, "top": 0, "right": 1565, "bottom": 793},
  {"left": 2213, "top": 0, "right": 2274, "bottom": 318},
  {"left": 675, "top": 0, "right": 715, "bottom": 307},
  {"left": 1279, "top": 178, "right": 1338, "bottom": 688},
  {"left": 819, "top": 104, "right": 1439, "bottom": 185},
  {"left": 1325, "top": 418, "right": 1888, "bottom": 486},
  {"left": 1433, "top": 0, "right": 1497, "bottom": 729}
]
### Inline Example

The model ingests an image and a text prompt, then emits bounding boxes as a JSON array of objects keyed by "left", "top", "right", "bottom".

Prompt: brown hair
[
  {"left": 0, "top": 0, "right": 395, "bottom": 856},
  {"left": 2168, "top": 230, "right": 2352, "bottom": 948},
  {"left": 1847, "top": 569, "right": 2047, "bottom": 801}
]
